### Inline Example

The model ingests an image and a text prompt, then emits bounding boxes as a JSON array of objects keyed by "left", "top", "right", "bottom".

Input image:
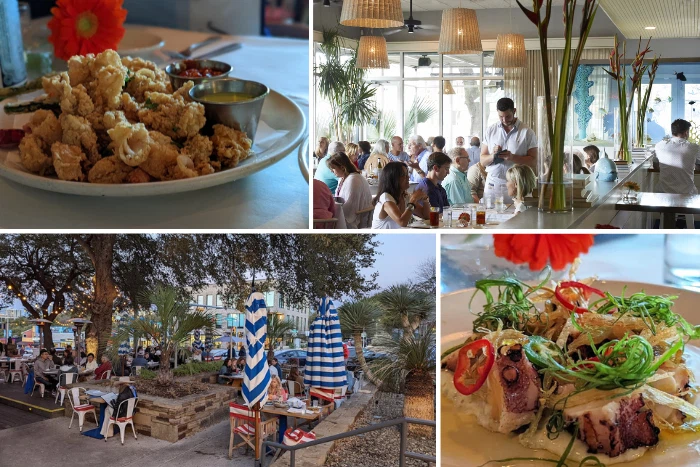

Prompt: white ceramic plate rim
[
  {"left": 118, "top": 26, "right": 166, "bottom": 55},
  {"left": 298, "top": 135, "right": 309, "bottom": 183},
  {"left": 0, "top": 90, "right": 306, "bottom": 197},
  {"left": 442, "top": 280, "right": 700, "bottom": 467}
]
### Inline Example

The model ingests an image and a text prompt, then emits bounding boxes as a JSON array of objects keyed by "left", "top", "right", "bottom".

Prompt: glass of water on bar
[{"left": 664, "top": 234, "right": 700, "bottom": 291}]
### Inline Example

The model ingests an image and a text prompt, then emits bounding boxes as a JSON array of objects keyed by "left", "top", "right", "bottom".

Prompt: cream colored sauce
[{"left": 441, "top": 345, "right": 700, "bottom": 466}]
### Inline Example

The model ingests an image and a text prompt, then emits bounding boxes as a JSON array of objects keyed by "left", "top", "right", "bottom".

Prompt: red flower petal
[{"left": 493, "top": 234, "right": 595, "bottom": 271}]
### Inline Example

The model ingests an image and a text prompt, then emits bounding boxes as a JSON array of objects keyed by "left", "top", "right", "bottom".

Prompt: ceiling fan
[
  {"left": 313, "top": 0, "right": 342, "bottom": 6},
  {"left": 384, "top": 0, "right": 439, "bottom": 35}
]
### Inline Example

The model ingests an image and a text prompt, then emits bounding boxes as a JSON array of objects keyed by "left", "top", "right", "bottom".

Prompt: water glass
[
  {"left": 664, "top": 234, "right": 700, "bottom": 291},
  {"left": 312, "top": 400, "right": 319, "bottom": 408},
  {"left": 443, "top": 207, "right": 453, "bottom": 228},
  {"left": 495, "top": 195, "right": 505, "bottom": 213},
  {"left": 485, "top": 195, "right": 494, "bottom": 210}
]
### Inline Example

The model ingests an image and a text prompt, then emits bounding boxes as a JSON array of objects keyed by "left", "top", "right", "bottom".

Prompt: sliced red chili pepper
[
  {"left": 0, "top": 129, "right": 25, "bottom": 147},
  {"left": 555, "top": 281, "right": 605, "bottom": 314},
  {"left": 453, "top": 338, "right": 495, "bottom": 396}
]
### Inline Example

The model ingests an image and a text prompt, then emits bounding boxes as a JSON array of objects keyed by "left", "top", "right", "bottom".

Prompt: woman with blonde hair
[
  {"left": 268, "top": 375, "right": 288, "bottom": 401},
  {"left": 314, "top": 136, "right": 329, "bottom": 162},
  {"left": 506, "top": 164, "right": 536, "bottom": 213},
  {"left": 345, "top": 142, "right": 360, "bottom": 168}
]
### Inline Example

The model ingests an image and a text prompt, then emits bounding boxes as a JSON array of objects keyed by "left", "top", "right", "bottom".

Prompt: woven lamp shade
[
  {"left": 438, "top": 8, "right": 482, "bottom": 55},
  {"left": 493, "top": 33, "right": 526, "bottom": 68},
  {"left": 443, "top": 80, "right": 456, "bottom": 95},
  {"left": 357, "top": 35, "right": 389, "bottom": 69},
  {"left": 340, "top": 0, "right": 404, "bottom": 28}
]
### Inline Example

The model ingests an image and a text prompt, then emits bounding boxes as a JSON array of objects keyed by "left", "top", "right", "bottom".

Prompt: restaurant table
[
  {"left": 81, "top": 394, "right": 115, "bottom": 439},
  {"left": 405, "top": 206, "right": 516, "bottom": 229},
  {"left": 615, "top": 192, "right": 700, "bottom": 229},
  {"left": 219, "top": 374, "right": 244, "bottom": 390},
  {"left": 0, "top": 25, "right": 309, "bottom": 229}
]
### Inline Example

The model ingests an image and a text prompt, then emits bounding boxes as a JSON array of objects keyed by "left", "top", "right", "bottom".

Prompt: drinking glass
[
  {"left": 429, "top": 207, "right": 440, "bottom": 228},
  {"left": 443, "top": 207, "right": 453, "bottom": 228},
  {"left": 495, "top": 195, "right": 505, "bottom": 213},
  {"left": 485, "top": 194, "right": 494, "bottom": 210},
  {"left": 312, "top": 400, "right": 319, "bottom": 408},
  {"left": 664, "top": 234, "right": 700, "bottom": 291}
]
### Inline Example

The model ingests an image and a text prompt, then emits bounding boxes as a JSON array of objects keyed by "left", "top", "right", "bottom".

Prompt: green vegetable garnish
[{"left": 144, "top": 98, "right": 158, "bottom": 110}]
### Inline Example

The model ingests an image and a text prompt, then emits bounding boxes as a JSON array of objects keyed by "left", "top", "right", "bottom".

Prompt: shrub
[{"left": 173, "top": 361, "right": 221, "bottom": 377}]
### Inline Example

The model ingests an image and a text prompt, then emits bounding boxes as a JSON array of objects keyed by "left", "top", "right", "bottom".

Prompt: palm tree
[
  {"left": 375, "top": 284, "right": 435, "bottom": 338},
  {"left": 337, "top": 299, "right": 382, "bottom": 387},
  {"left": 112, "top": 285, "right": 213, "bottom": 385},
  {"left": 403, "top": 95, "right": 437, "bottom": 137},
  {"left": 266, "top": 313, "right": 295, "bottom": 362},
  {"left": 371, "top": 328, "right": 436, "bottom": 436}
]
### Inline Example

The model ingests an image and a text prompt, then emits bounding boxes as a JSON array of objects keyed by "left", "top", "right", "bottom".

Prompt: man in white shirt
[
  {"left": 388, "top": 136, "right": 410, "bottom": 163},
  {"left": 654, "top": 119, "right": 700, "bottom": 195},
  {"left": 480, "top": 97, "right": 537, "bottom": 203},
  {"left": 467, "top": 137, "right": 481, "bottom": 169},
  {"left": 407, "top": 135, "right": 431, "bottom": 182}
]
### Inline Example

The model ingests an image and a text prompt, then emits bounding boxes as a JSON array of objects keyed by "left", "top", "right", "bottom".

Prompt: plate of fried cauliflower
[{"left": 0, "top": 49, "right": 305, "bottom": 197}]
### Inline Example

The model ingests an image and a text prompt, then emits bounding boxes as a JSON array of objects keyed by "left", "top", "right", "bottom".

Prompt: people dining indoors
[
  {"left": 481, "top": 97, "right": 537, "bottom": 205},
  {"left": 467, "top": 137, "right": 481, "bottom": 168},
  {"left": 506, "top": 164, "right": 537, "bottom": 213},
  {"left": 357, "top": 141, "right": 372, "bottom": 170},
  {"left": 443, "top": 147, "right": 472, "bottom": 206},
  {"left": 345, "top": 142, "right": 360, "bottom": 168},
  {"left": 467, "top": 159, "right": 487, "bottom": 203},
  {"left": 94, "top": 355, "right": 113, "bottom": 380},
  {"left": 654, "top": 119, "right": 700, "bottom": 195},
  {"left": 34, "top": 349, "right": 58, "bottom": 395},
  {"left": 583, "top": 144, "right": 600, "bottom": 173},
  {"left": 455, "top": 136, "right": 465, "bottom": 148},
  {"left": 365, "top": 139, "right": 390, "bottom": 175},
  {"left": 313, "top": 179, "right": 337, "bottom": 228},
  {"left": 431, "top": 135, "right": 446, "bottom": 154},
  {"left": 389, "top": 136, "right": 410, "bottom": 163},
  {"left": 314, "top": 141, "right": 345, "bottom": 192},
  {"left": 407, "top": 135, "right": 431, "bottom": 182},
  {"left": 372, "top": 161, "right": 430, "bottom": 229},
  {"left": 314, "top": 136, "right": 329, "bottom": 164},
  {"left": 418, "top": 151, "right": 451, "bottom": 213},
  {"left": 327, "top": 152, "right": 373, "bottom": 229}
]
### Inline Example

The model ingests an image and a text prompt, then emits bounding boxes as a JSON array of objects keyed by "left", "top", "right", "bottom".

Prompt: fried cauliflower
[
  {"left": 51, "top": 142, "right": 86, "bottom": 182},
  {"left": 137, "top": 90, "right": 206, "bottom": 139},
  {"left": 107, "top": 122, "right": 152, "bottom": 167},
  {"left": 211, "top": 124, "right": 252, "bottom": 168},
  {"left": 87, "top": 156, "right": 133, "bottom": 184},
  {"left": 19, "top": 134, "right": 52, "bottom": 174}
]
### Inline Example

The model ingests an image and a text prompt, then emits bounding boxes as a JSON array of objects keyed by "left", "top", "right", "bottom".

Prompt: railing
[{"left": 261, "top": 417, "right": 436, "bottom": 467}]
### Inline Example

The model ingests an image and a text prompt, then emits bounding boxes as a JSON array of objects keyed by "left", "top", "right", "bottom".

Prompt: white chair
[
  {"left": 55, "top": 372, "right": 77, "bottom": 405},
  {"left": 67, "top": 387, "right": 98, "bottom": 432},
  {"left": 287, "top": 380, "right": 303, "bottom": 398},
  {"left": 96, "top": 369, "right": 112, "bottom": 380},
  {"left": 31, "top": 379, "right": 45, "bottom": 397},
  {"left": 105, "top": 398, "right": 138, "bottom": 445},
  {"left": 8, "top": 360, "right": 24, "bottom": 384}
]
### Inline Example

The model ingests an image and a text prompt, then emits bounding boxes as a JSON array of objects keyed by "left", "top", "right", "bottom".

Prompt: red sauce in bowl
[{"left": 177, "top": 60, "right": 225, "bottom": 78}]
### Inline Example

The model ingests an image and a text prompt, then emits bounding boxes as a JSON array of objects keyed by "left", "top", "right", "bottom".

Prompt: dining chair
[
  {"left": 355, "top": 206, "right": 374, "bottom": 229},
  {"left": 228, "top": 402, "right": 278, "bottom": 459},
  {"left": 286, "top": 380, "right": 303, "bottom": 398},
  {"left": 31, "top": 379, "right": 45, "bottom": 397},
  {"left": 105, "top": 398, "right": 139, "bottom": 445},
  {"left": 312, "top": 218, "right": 338, "bottom": 229},
  {"left": 55, "top": 372, "right": 77, "bottom": 405},
  {"left": 364, "top": 153, "right": 390, "bottom": 175},
  {"left": 67, "top": 387, "right": 98, "bottom": 432},
  {"left": 96, "top": 369, "right": 112, "bottom": 380}
]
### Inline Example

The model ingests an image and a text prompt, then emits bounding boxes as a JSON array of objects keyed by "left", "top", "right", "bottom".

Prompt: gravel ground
[{"left": 325, "top": 392, "right": 436, "bottom": 467}]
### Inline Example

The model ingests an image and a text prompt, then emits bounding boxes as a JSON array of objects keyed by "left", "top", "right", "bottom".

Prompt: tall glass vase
[
  {"left": 537, "top": 96, "right": 574, "bottom": 213},
  {"left": 614, "top": 107, "right": 634, "bottom": 162}
]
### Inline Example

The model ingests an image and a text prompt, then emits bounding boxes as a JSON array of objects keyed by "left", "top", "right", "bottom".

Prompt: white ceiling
[
  {"left": 400, "top": 0, "right": 565, "bottom": 11},
  {"left": 599, "top": 0, "right": 700, "bottom": 39}
]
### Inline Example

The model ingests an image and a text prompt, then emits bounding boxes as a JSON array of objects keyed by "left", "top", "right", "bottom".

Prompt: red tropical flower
[
  {"left": 493, "top": 234, "right": 595, "bottom": 271},
  {"left": 48, "top": 0, "right": 127, "bottom": 60}
]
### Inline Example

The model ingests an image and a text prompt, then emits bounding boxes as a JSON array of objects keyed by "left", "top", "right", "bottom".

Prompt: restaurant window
[
  {"left": 206, "top": 295, "right": 214, "bottom": 306},
  {"left": 227, "top": 313, "right": 234, "bottom": 328},
  {"left": 216, "top": 294, "right": 223, "bottom": 307},
  {"left": 197, "top": 295, "right": 204, "bottom": 305},
  {"left": 215, "top": 314, "right": 222, "bottom": 329}
]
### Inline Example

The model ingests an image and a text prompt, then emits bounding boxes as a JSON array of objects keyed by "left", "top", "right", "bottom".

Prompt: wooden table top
[
  {"left": 615, "top": 192, "right": 700, "bottom": 214},
  {"left": 261, "top": 405, "right": 321, "bottom": 421}
]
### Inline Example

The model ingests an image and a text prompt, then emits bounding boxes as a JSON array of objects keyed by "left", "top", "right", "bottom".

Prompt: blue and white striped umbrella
[
  {"left": 242, "top": 291, "right": 270, "bottom": 408},
  {"left": 304, "top": 296, "right": 347, "bottom": 389},
  {"left": 192, "top": 329, "right": 203, "bottom": 351},
  {"left": 118, "top": 341, "right": 130, "bottom": 356}
]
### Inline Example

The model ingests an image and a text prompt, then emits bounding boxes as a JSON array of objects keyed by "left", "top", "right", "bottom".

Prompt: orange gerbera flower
[
  {"left": 48, "top": 0, "right": 127, "bottom": 60},
  {"left": 493, "top": 234, "right": 595, "bottom": 271}
]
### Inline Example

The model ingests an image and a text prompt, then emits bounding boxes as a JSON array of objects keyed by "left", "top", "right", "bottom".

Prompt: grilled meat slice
[{"left": 564, "top": 393, "right": 659, "bottom": 457}]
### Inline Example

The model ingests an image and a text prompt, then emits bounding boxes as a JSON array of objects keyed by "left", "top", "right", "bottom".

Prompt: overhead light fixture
[
  {"left": 340, "top": 0, "right": 404, "bottom": 29},
  {"left": 493, "top": 33, "right": 526, "bottom": 68},
  {"left": 438, "top": 8, "right": 482, "bottom": 55},
  {"left": 356, "top": 35, "right": 389, "bottom": 69},
  {"left": 645, "top": 26, "right": 656, "bottom": 30},
  {"left": 443, "top": 80, "right": 456, "bottom": 95}
]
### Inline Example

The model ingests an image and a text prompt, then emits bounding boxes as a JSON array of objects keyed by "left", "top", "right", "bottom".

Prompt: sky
[{"left": 364, "top": 234, "right": 437, "bottom": 291}]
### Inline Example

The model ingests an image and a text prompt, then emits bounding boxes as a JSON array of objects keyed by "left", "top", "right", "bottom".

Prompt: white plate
[
  {"left": 441, "top": 280, "right": 700, "bottom": 467},
  {"left": 298, "top": 135, "right": 309, "bottom": 183},
  {"left": 0, "top": 90, "right": 306, "bottom": 197},
  {"left": 118, "top": 26, "right": 166, "bottom": 56}
]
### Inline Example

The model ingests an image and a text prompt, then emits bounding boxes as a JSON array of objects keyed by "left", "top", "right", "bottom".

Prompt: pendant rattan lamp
[
  {"left": 357, "top": 34, "right": 389, "bottom": 69},
  {"left": 340, "top": 0, "right": 404, "bottom": 29},
  {"left": 443, "top": 80, "right": 456, "bottom": 95},
  {"left": 438, "top": 8, "right": 482, "bottom": 55},
  {"left": 493, "top": 33, "right": 526, "bottom": 67}
]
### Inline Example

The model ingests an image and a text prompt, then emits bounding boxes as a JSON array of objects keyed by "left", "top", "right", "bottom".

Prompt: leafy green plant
[
  {"left": 173, "top": 360, "right": 221, "bottom": 377},
  {"left": 403, "top": 96, "right": 437, "bottom": 137},
  {"left": 138, "top": 369, "right": 156, "bottom": 380},
  {"left": 338, "top": 299, "right": 382, "bottom": 386},
  {"left": 266, "top": 313, "right": 295, "bottom": 362}
]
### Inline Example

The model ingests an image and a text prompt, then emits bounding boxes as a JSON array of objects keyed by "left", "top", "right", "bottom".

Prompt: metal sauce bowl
[
  {"left": 189, "top": 78, "right": 269, "bottom": 143},
  {"left": 165, "top": 59, "right": 232, "bottom": 91}
]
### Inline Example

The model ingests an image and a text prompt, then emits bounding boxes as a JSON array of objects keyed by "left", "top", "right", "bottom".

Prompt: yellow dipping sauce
[{"left": 198, "top": 92, "right": 258, "bottom": 103}]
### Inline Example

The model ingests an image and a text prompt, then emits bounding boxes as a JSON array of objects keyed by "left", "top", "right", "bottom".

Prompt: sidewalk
[{"left": 0, "top": 416, "right": 253, "bottom": 467}]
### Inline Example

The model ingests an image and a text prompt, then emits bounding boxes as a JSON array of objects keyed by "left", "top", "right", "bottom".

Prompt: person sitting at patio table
[
  {"left": 268, "top": 375, "right": 288, "bottom": 401},
  {"left": 84, "top": 353, "right": 98, "bottom": 373},
  {"left": 218, "top": 358, "right": 233, "bottom": 384},
  {"left": 34, "top": 349, "right": 58, "bottom": 396},
  {"left": 654, "top": 118, "right": 700, "bottom": 195},
  {"left": 327, "top": 152, "right": 373, "bottom": 229},
  {"left": 357, "top": 141, "right": 372, "bottom": 170},
  {"left": 417, "top": 152, "right": 451, "bottom": 213},
  {"left": 50, "top": 348, "right": 62, "bottom": 366},
  {"left": 313, "top": 179, "right": 336, "bottom": 229},
  {"left": 443, "top": 147, "right": 472, "bottom": 206},
  {"left": 131, "top": 352, "right": 148, "bottom": 368},
  {"left": 94, "top": 355, "right": 113, "bottom": 380},
  {"left": 314, "top": 141, "right": 345, "bottom": 193},
  {"left": 288, "top": 367, "right": 304, "bottom": 388},
  {"left": 5, "top": 338, "right": 18, "bottom": 357},
  {"left": 372, "top": 162, "right": 430, "bottom": 229},
  {"left": 389, "top": 136, "right": 410, "bottom": 163},
  {"left": 235, "top": 356, "right": 246, "bottom": 373}
]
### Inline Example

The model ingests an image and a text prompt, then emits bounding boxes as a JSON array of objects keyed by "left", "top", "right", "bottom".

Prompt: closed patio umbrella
[
  {"left": 304, "top": 296, "right": 347, "bottom": 391},
  {"left": 242, "top": 291, "right": 271, "bottom": 463}
]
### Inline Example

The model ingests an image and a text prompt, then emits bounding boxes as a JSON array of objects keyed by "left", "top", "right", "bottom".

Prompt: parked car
[
  {"left": 274, "top": 349, "right": 307, "bottom": 367},
  {"left": 22, "top": 347, "right": 36, "bottom": 359},
  {"left": 209, "top": 348, "right": 233, "bottom": 360}
]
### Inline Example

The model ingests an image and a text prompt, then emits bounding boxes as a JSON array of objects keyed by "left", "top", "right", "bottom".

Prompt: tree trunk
[
  {"left": 42, "top": 321, "right": 54, "bottom": 349},
  {"left": 403, "top": 370, "right": 434, "bottom": 436},
  {"left": 353, "top": 332, "right": 382, "bottom": 387},
  {"left": 157, "top": 346, "right": 173, "bottom": 385}
]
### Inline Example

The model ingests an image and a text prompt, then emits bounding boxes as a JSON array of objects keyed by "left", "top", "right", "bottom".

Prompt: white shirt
[
  {"left": 389, "top": 151, "right": 410, "bottom": 163},
  {"left": 372, "top": 193, "right": 402, "bottom": 229},
  {"left": 269, "top": 365, "right": 279, "bottom": 378},
  {"left": 335, "top": 173, "right": 373, "bottom": 229},
  {"left": 654, "top": 137, "right": 700, "bottom": 195},
  {"left": 467, "top": 146, "right": 480, "bottom": 168},
  {"left": 483, "top": 120, "right": 537, "bottom": 181}
]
